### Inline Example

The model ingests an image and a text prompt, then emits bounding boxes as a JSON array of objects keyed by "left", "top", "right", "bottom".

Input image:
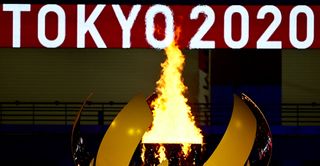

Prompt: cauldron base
[{"left": 141, "top": 143, "right": 203, "bottom": 166}]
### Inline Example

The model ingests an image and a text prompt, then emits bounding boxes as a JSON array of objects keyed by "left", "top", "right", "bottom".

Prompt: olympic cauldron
[{"left": 71, "top": 93, "right": 272, "bottom": 166}]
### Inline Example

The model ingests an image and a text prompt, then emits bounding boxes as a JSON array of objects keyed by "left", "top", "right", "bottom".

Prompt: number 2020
[{"left": 189, "top": 5, "right": 315, "bottom": 49}]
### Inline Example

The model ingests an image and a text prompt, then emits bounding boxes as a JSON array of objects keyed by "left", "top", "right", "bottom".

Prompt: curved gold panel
[
  {"left": 204, "top": 95, "right": 257, "bottom": 166},
  {"left": 95, "top": 94, "right": 153, "bottom": 166},
  {"left": 89, "top": 158, "right": 95, "bottom": 166}
]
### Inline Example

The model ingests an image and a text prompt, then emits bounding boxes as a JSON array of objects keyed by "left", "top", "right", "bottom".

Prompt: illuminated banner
[{"left": 0, "top": 4, "right": 319, "bottom": 49}]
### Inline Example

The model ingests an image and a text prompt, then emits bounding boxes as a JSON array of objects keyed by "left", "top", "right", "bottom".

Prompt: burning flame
[
  {"left": 142, "top": 28, "right": 203, "bottom": 159},
  {"left": 157, "top": 145, "right": 167, "bottom": 163}
]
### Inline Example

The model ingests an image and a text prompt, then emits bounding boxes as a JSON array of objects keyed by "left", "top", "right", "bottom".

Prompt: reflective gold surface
[
  {"left": 95, "top": 94, "right": 153, "bottom": 166},
  {"left": 204, "top": 95, "right": 257, "bottom": 166}
]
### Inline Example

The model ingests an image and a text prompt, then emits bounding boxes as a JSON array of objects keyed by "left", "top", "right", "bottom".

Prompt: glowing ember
[
  {"left": 157, "top": 145, "right": 167, "bottom": 163},
  {"left": 142, "top": 30, "right": 203, "bottom": 159}
]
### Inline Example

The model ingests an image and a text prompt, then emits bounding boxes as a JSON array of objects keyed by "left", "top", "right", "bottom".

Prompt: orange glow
[
  {"left": 154, "top": 24, "right": 165, "bottom": 40},
  {"left": 142, "top": 28, "right": 203, "bottom": 157},
  {"left": 140, "top": 144, "right": 146, "bottom": 163},
  {"left": 157, "top": 145, "right": 167, "bottom": 163}
]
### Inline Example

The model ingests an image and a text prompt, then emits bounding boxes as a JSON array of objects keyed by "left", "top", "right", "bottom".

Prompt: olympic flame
[{"left": 142, "top": 28, "right": 203, "bottom": 162}]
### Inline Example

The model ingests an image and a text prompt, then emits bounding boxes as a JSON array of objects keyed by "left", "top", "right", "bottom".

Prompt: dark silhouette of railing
[
  {"left": 0, "top": 101, "right": 211, "bottom": 126},
  {"left": 281, "top": 103, "right": 320, "bottom": 126},
  {"left": 0, "top": 101, "right": 319, "bottom": 126}
]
